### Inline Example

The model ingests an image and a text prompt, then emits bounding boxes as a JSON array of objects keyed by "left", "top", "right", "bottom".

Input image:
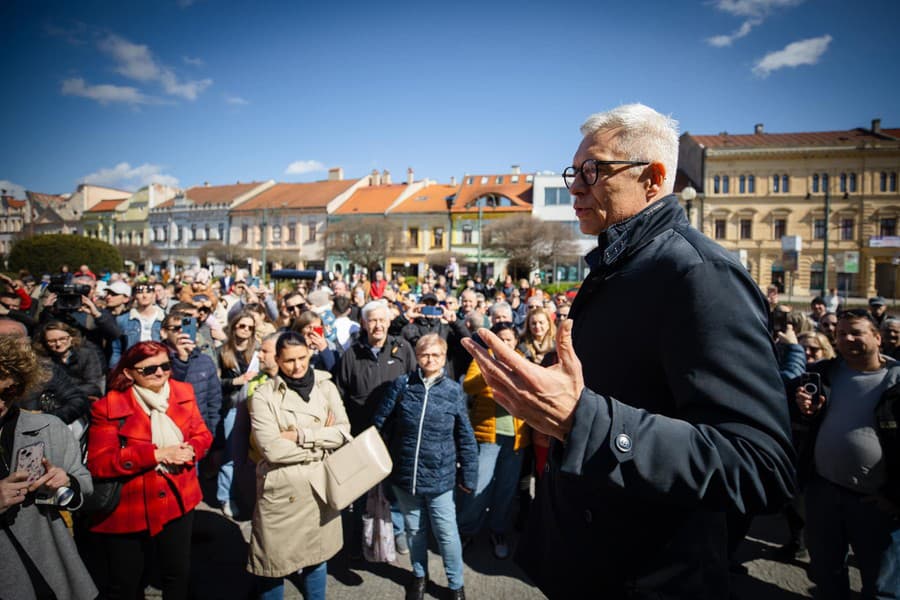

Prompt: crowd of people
[{"left": 0, "top": 261, "right": 573, "bottom": 600}]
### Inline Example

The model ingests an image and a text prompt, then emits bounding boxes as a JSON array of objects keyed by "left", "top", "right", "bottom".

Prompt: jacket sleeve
[
  {"left": 95, "top": 309, "right": 123, "bottom": 340},
  {"left": 561, "top": 260, "right": 796, "bottom": 515},
  {"left": 462, "top": 357, "right": 487, "bottom": 396},
  {"left": 87, "top": 397, "right": 158, "bottom": 479},
  {"left": 47, "top": 364, "right": 90, "bottom": 425},
  {"left": 249, "top": 385, "right": 334, "bottom": 465},
  {"left": 108, "top": 315, "right": 126, "bottom": 368},
  {"left": 373, "top": 377, "right": 403, "bottom": 433},
  {"left": 172, "top": 381, "right": 213, "bottom": 461},
  {"left": 299, "top": 379, "right": 351, "bottom": 449},
  {"left": 77, "top": 347, "right": 104, "bottom": 399},
  {"left": 204, "top": 357, "right": 223, "bottom": 434},
  {"left": 453, "top": 385, "right": 479, "bottom": 491},
  {"left": 778, "top": 343, "right": 807, "bottom": 383},
  {"left": 48, "top": 417, "right": 93, "bottom": 510}
]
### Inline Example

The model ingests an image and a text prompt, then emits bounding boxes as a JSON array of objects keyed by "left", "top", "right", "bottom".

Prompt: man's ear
[{"left": 644, "top": 162, "right": 667, "bottom": 199}]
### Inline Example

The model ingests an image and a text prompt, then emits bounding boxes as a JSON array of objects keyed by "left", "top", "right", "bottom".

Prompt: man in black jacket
[
  {"left": 464, "top": 103, "right": 795, "bottom": 599},
  {"left": 400, "top": 292, "right": 470, "bottom": 380}
]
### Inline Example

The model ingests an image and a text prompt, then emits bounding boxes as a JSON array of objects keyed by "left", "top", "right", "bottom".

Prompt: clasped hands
[
  {"left": 155, "top": 443, "right": 196, "bottom": 466},
  {"left": 461, "top": 319, "right": 584, "bottom": 441}
]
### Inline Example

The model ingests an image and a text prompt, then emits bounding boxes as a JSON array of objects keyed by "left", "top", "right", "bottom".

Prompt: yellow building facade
[{"left": 679, "top": 121, "right": 900, "bottom": 300}]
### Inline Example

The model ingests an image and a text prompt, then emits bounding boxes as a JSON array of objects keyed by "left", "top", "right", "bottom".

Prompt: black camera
[{"left": 48, "top": 275, "right": 91, "bottom": 311}]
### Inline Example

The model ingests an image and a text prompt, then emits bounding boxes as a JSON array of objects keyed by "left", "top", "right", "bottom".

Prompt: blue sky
[{"left": 1, "top": 0, "right": 897, "bottom": 197}]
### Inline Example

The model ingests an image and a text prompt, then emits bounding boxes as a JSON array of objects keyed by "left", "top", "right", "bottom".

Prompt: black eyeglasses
[
  {"left": 134, "top": 362, "right": 172, "bottom": 376},
  {"left": 285, "top": 303, "right": 305, "bottom": 313},
  {"left": 562, "top": 159, "right": 650, "bottom": 189},
  {"left": 134, "top": 285, "right": 154, "bottom": 294},
  {"left": 163, "top": 325, "right": 182, "bottom": 332}
]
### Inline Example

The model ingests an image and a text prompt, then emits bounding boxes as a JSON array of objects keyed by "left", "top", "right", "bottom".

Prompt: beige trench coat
[{"left": 247, "top": 370, "right": 351, "bottom": 578}]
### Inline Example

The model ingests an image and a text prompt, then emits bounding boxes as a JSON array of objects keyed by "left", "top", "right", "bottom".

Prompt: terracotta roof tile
[
  {"left": 86, "top": 199, "right": 127, "bottom": 212},
  {"left": 333, "top": 184, "right": 408, "bottom": 215},
  {"left": 689, "top": 127, "right": 899, "bottom": 149},
  {"left": 451, "top": 174, "right": 533, "bottom": 212},
  {"left": 390, "top": 184, "right": 459, "bottom": 214},
  {"left": 235, "top": 180, "right": 358, "bottom": 212},
  {"left": 156, "top": 181, "right": 265, "bottom": 208}
]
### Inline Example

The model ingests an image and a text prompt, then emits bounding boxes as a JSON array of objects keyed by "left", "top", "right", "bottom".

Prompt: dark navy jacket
[
  {"left": 517, "top": 194, "right": 796, "bottom": 599},
  {"left": 169, "top": 346, "right": 222, "bottom": 435},
  {"left": 373, "top": 370, "right": 478, "bottom": 496}
]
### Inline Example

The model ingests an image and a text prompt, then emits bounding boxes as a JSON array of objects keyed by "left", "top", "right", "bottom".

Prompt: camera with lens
[{"left": 48, "top": 275, "right": 91, "bottom": 311}]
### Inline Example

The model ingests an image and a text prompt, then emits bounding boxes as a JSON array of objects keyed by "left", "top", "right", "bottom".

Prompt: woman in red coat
[{"left": 87, "top": 341, "right": 213, "bottom": 599}]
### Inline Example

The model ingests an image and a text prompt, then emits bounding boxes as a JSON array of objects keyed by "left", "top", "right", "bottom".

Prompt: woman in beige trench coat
[{"left": 247, "top": 331, "right": 350, "bottom": 600}]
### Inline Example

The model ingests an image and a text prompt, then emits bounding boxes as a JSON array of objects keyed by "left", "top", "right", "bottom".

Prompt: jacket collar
[
  {"left": 128, "top": 305, "right": 165, "bottom": 322},
  {"left": 585, "top": 194, "right": 685, "bottom": 271}
]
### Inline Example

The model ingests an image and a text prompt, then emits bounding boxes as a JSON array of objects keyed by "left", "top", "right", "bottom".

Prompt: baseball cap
[
  {"left": 869, "top": 296, "right": 887, "bottom": 307},
  {"left": 106, "top": 281, "right": 132, "bottom": 297}
]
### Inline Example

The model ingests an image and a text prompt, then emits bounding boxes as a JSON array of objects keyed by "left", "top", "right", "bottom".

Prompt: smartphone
[
  {"left": 422, "top": 305, "right": 443, "bottom": 317},
  {"left": 16, "top": 441, "right": 46, "bottom": 484},
  {"left": 249, "top": 277, "right": 261, "bottom": 288},
  {"left": 313, "top": 325, "right": 325, "bottom": 337},
  {"left": 181, "top": 316, "right": 197, "bottom": 342},
  {"left": 800, "top": 372, "right": 822, "bottom": 398}
]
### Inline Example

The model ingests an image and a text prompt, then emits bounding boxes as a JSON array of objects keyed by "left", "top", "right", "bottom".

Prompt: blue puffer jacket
[{"left": 373, "top": 370, "right": 478, "bottom": 496}]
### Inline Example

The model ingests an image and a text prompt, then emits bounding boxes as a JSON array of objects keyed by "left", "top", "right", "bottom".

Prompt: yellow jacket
[{"left": 463, "top": 355, "right": 530, "bottom": 451}]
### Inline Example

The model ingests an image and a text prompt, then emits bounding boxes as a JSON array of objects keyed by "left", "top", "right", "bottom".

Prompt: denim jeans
[
  {"left": 216, "top": 406, "right": 236, "bottom": 512},
  {"left": 805, "top": 475, "right": 900, "bottom": 600},
  {"left": 457, "top": 434, "right": 523, "bottom": 536},
  {"left": 393, "top": 485, "right": 465, "bottom": 591},
  {"left": 256, "top": 561, "right": 327, "bottom": 600}
]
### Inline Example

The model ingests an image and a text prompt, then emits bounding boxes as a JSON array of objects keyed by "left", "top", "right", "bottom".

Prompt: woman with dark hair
[
  {"left": 87, "top": 341, "right": 212, "bottom": 599},
  {"left": 35, "top": 320, "right": 104, "bottom": 400},
  {"left": 217, "top": 309, "right": 259, "bottom": 517},
  {"left": 291, "top": 309, "right": 340, "bottom": 373},
  {"left": 247, "top": 332, "right": 350, "bottom": 600},
  {"left": 0, "top": 336, "right": 97, "bottom": 600}
]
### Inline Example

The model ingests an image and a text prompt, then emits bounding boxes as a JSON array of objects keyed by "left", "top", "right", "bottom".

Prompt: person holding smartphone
[
  {"left": 291, "top": 310, "right": 340, "bottom": 374},
  {"left": 0, "top": 333, "right": 97, "bottom": 600}
]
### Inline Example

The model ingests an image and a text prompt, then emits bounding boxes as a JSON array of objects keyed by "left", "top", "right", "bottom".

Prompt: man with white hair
[{"left": 464, "top": 103, "right": 795, "bottom": 599}]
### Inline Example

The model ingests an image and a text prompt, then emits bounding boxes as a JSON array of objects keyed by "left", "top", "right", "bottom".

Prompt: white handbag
[{"left": 319, "top": 426, "right": 392, "bottom": 511}]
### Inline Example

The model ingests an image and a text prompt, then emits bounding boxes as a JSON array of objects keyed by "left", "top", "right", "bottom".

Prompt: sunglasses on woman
[{"left": 135, "top": 362, "right": 172, "bottom": 376}]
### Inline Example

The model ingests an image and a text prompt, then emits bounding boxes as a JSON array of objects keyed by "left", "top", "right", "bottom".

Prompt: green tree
[{"left": 8, "top": 234, "right": 122, "bottom": 275}]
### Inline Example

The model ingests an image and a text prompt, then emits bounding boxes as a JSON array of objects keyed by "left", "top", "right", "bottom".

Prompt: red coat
[{"left": 87, "top": 379, "right": 213, "bottom": 536}]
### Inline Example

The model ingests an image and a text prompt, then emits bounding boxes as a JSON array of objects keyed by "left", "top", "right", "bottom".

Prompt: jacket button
[
  {"left": 123, "top": 461, "right": 133, "bottom": 469},
  {"left": 615, "top": 433, "right": 632, "bottom": 453},
  {"left": 158, "top": 491, "right": 166, "bottom": 498},
  {"left": 584, "top": 510, "right": 592, "bottom": 523}
]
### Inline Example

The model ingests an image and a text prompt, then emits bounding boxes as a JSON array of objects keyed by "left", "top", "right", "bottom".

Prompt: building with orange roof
[
  {"left": 443, "top": 167, "right": 534, "bottom": 280},
  {"left": 230, "top": 170, "right": 368, "bottom": 274},
  {"left": 679, "top": 119, "right": 900, "bottom": 298},
  {"left": 384, "top": 181, "right": 458, "bottom": 279},
  {"left": 325, "top": 169, "right": 423, "bottom": 276},
  {"left": 149, "top": 180, "right": 275, "bottom": 271}
]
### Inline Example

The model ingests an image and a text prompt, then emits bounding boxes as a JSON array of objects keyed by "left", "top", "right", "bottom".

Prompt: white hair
[
  {"left": 580, "top": 103, "right": 679, "bottom": 193},
  {"left": 361, "top": 299, "right": 389, "bottom": 323}
]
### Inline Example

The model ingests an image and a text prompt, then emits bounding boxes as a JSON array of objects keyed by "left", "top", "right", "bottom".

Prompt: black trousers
[{"left": 95, "top": 510, "right": 194, "bottom": 600}]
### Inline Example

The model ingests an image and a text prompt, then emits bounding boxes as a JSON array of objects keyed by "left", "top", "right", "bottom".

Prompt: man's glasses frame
[
  {"left": 562, "top": 159, "right": 650, "bottom": 189},
  {"left": 134, "top": 362, "right": 172, "bottom": 376}
]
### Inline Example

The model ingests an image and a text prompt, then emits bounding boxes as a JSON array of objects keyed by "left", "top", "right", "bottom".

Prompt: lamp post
[
  {"left": 445, "top": 195, "right": 455, "bottom": 254},
  {"left": 681, "top": 185, "right": 696, "bottom": 228},
  {"left": 476, "top": 200, "right": 484, "bottom": 277},
  {"left": 821, "top": 187, "right": 831, "bottom": 296},
  {"left": 260, "top": 206, "right": 268, "bottom": 284}
]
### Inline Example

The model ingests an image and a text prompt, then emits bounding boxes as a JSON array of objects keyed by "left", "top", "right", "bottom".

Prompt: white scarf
[{"left": 131, "top": 382, "right": 184, "bottom": 472}]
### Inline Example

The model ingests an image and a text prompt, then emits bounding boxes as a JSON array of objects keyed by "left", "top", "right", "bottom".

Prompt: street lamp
[
  {"left": 821, "top": 187, "right": 831, "bottom": 296},
  {"left": 681, "top": 185, "right": 696, "bottom": 228},
  {"left": 445, "top": 195, "right": 455, "bottom": 254}
]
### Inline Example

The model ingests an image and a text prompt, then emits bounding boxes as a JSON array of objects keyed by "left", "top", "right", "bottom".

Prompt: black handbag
[{"left": 81, "top": 417, "right": 128, "bottom": 514}]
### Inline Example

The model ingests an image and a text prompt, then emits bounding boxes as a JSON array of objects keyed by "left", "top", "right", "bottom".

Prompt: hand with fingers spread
[{"left": 461, "top": 319, "right": 584, "bottom": 441}]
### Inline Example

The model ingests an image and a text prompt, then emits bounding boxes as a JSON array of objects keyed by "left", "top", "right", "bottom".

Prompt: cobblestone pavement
[{"left": 144, "top": 505, "right": 861, "bottom": 599}]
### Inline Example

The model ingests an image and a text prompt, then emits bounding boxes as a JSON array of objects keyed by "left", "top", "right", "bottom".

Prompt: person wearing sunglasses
[
  {"left": 463, "top": 103, "right": 795, "bottom": 599},
  {"left": 109, "top": 283, "right": 166, "bottom": 369},
  {"left": 86, "top": 341, "right": 212, "bottom": 599}
]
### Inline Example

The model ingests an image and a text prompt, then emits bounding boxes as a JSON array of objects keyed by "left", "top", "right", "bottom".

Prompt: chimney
[
  {"left": 450, "top": 176, "right": 457, "bottom": 186},
  {"left": 511, "top": 164, "right": 521, "bottom": 175},
  {"left": 382, "top": 169, "right": 391, "bottom": 185},
  {"left": 407, "top": 167, "right": 414, "bottom": 185},
  {"left": 754, "top": 123, "right": 764, "bottom": 134},
  {"left": 872, "top": 118, "right": 882, "bottom": 133},
  {"left": 370, "top": 169, "right": 381, "bottom": 186},
  {"left": 328, "top": 167, "right": 343, "bottom": 181}
]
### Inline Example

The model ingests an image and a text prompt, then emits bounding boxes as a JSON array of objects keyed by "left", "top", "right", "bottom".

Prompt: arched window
[
  {"left": 891, "top": 172, "right": 898, "bottom": 192},
  {"left": 881, "top": 172, "right": 888, "bottom": 192},
  {"left": 714, "top": 175, "right": 721, "bottom": 194},
  {"left": 782, "top": 175, "right": 789, "bottom": 193},
  {"left": 812, "top": 174, "right": 819, "bottom": 193},
  {"left": 850, "top": 173, "right": 858, "bottom": 192},
  {"left": 739, "top": 175, "right": 746, "bottom": 194},
  {"left": 772, "top": 175, "right": 780, "bottom": 193},
  {"left": 822, "top": 173, "right": 829, "bottom": 193},
  {"left": 840, "top": 173, "right": 847, "bottom": 193},
  {"left": 748, "top": 175, "right": 756, "bottom": 193},
  {"left": 722, "top": 175, "right": 730, "bottom": 194}
]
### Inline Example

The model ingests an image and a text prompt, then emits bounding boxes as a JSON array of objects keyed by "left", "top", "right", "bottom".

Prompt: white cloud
[
  {"left": 61, "top": 78, "right": 151, "bottom": 105},
  {"left": 98, "top": 34, "right": 212, "bottom": 101},
  {"left": 753, "top": 34, "right": 832, "bottom": 76},
  {"left": 225, "top": 95, "right": 249, "bottom": 105},
  {"left": 79, "top": 162, "right": 179, "bottom": 190},
  {"left": 183, "top": 56, "right": 205, "bottom": 67},
  {"left": 707, "top": 0, "right": 805, "bottom": 47},
  {"left": 285, "top": 160, "right": 326, "bottom": 175},
  {"left": 0, "top": 180, "right": 27, "bottom": 199}
]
